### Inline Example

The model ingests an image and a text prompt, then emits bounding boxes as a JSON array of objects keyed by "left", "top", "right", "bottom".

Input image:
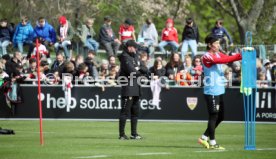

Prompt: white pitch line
[
  {"left": 137, "top": 152, "right": 172, "bottom": 156},
  {"left": 73, "top": 155, "right": 109, "bottom": 159},
  {"left": 256, "top": 148, "right": 276, "bottom": 151},
  {"left": 195, "top": 150, "right": 227, "bottom": 153}
]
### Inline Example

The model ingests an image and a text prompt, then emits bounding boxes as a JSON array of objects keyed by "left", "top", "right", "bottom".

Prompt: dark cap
[
  {"left": 104, "top": 16, "right": 112, "bottom": 22},
  {"left": 205, "top": 34, "right": 219, "bottom": 44},
  {"left": 40, "top": 60, "right": 49, "bottom": 67},
  {"left": 2, "top": 54, "right": 11, "bottom": 61},
  {"left": 124, "top": 18, "right": 133, "bottom": 25},
  {"left": 126, "top": 40, "right": 138, "bottom": 48}
]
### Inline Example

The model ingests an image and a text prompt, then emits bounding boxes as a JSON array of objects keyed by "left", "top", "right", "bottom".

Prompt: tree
[{"left": 215, "top": 0, "right": 276, "bottom": 44}]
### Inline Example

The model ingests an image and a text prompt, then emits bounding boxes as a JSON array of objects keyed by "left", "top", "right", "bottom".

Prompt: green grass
[{"left": 0, "top": 120, "right": 276, "bottom": 159}]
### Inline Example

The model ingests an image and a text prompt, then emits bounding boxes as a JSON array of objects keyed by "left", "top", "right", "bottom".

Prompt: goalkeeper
[{"left": 198, "top": 35, "right": 242, "bottom": 150}]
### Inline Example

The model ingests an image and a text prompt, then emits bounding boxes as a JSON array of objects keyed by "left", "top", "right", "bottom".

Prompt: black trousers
[
  {"left": 203, "top": 94, "right": 225, "bottom": 140},
  {"left": 119, "top": 96, "right": 140, "bottom": 136}
]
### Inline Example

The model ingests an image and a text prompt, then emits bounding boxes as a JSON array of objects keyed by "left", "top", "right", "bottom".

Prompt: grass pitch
[{"left": 0, "top": 120, "right": 276, "bottom": 159}]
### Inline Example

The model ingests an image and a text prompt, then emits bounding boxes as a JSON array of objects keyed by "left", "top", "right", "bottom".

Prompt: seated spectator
[
  {"left": 24, "top": 58, "right": 36, "bottom": 74},
  {"left": 192, "top": 65, "right": 203, "bottom": 86},
  {"left": 106, "top": 65, "right": 119, "bottom": 86},
  {"left": 175, "top": 70, "right": 192, "bottom": 86},
  {"left": 271, "top": 55, "right": 276, "bottom": 86},
  {"left": 73, "top": 54, "right": 84, "bottom": 69},
  {"left": 78, "top": 18, "right": 99, "bottom": 53},
  {"left": 99, "top": 16, "right": 120, "bottom": 57},
  {"left": 26, "top": 63, "right": 46, "bottom": 85},
  {"left": 108, "top": 55, "right": 116, "bottom": 68},
  {"left": 119, "top": 18, "right": 136, "bottom": 44},
  {"left": 140, "top": 52, "right": 149, "bottom": 69},
  {"left": 54, "top": 16, "right": 74, "bottom": 60},
  {"left": 224, "top": 67, "right": 233, "bottom": 87},
  {"left": 33, "top": 17, "right": 56, "bottom": 47},
  {"left": 40, "top": 60, "right": 50, "bottom": 75},
  {"left": 50, "top": 52, "right": 65, "bottom": 75},
  {"left": 211, "top": 19, "right": 233, "bottom": 51},
  {"left": 31, "top": 38, "right": 49, "bottom": 61},
  {"left": 257, "top": 71, "right": 269, "bottom": 88},
  {"left": 0, "top": 18, "right": 13, "bottom": 57},
  {"left": 75, "top": 63, "right": 89, "bottom": 84},
  {"left": 138, "top": 18, "right": 158, "bottom": 56},
  {"left": 0, "top": 61, "right": 9, "bottom": 86},
  {"left": 5, "top": 52, "right": 27, "bottom": 76},
  {"left": 84, "top": 50, "right": 99, "bottom": 79},
  {"left": 12, "top": 16, "right": 34, "bottom": 58},
  {"left": 183, "top": 55, "right": 193, "bottom": 74},
  {"left": 149, "top": 59, "right": 166, "bottom": 80},
  {"left": 158, "top": 18, "right": 179, "bottom": 54},
  {"left": 1, "top": 54, "right": 11, "bottom": 71},
  {"left": 263, "top": 59, "right": 272, "bottom": 84},
  {"left": 98, "top": 59, "right": 109, "bottom": 80},
  {"left": 165, "top": 53, "right": 184, "bottom": 83},
  {"left": 191, "top": 56, "right": 202, "bottom": 75},
  {"left": 231, "top": 61, "right": 241, "bottom": 83}
]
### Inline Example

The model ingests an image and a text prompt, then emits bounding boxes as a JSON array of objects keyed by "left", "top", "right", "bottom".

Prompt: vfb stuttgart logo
[{"left": 186, "top": 97, "right": 198, "bottom": 110}]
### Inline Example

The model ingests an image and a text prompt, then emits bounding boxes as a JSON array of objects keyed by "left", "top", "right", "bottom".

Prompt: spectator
[
  {"left": 33, "top": 17, "right": 56, "bottom": 47},
  {"left": 84, "top": 51, "right": 99, "bottom": 79},
  {"left": 75, "top": 63, "right": 89, "bottom": 83},
  {"left": 257, "top": 71, "right": 269, "bottom": 88},
  {"left": 12, "top": 16, "right": 34, "bottom": 58},
  {"left": 191, "top": 56, "right": 202, "bottom": 75},
  {"left": 0, "top": 61, "right": 9, "bottom": 86},
  {"left": 98, "top": 59, "right": 109, "bottom": 80},
  {"left": 263, "top": 59, "right": 272, "bottom": 84},
  {"left": 50, "top": 52, "right": 65, "bottom": 75},
  {"left": 183, "top": 55, "right": 193, "bottom": 74},
  {"left": 1, "top": 54, "right": 10, "bottom": 71},
  {"left": 0, "top": 18, "right": 13, "bottom": 57},
  {"left": 271, "top": 55, "right": 276, "bottom": 86},
  {"left": 138, "top": 18, "right": 158, "bottom": 56},
  {"left": 99, "top": 16, "right": 120, "bottom": 57},
  {"left": 40, "top": 60, "right": 50, "bottom": 75},
  {"left": 180, "top": 18, "right": 199, "bottom": 60},
  {"left": 192, "top": 65, "right": 203, "bottom": 86},
  {"left": 175, "top": 70, "right": 192, "bottom": 86},
  {"left": 54, "top": 16, "right": 74, "bottom": 60},
  {"left": 108, "top": 55, "right": 116, "bottom": 67},
  {"left": 5, "top": 52, "right": 26, "bottom": 76},
  {"left": 119, "top": 18, "right": 136, "bottom": 44},
  {"left": 158, "top": 18, "right": 179, "bottom": 54},
  {"left": 78, "top": 18, "right": 99, "bottom": 53},
  {"left": 31, "top": 38, "right": 49, "bottom": 60},
  {"left": 149, "top": 59, "right": 166, "bottom": 79},
  {"left": 224, "top": 67, "right": 233, "bottom": 87},
  {"left": 74, "top": 54, "right": 84, "bottom": 69},
  {"left": 231, "top": 61, "right": 241, "bottom": 84},
  {"left": 211, "top": 19, "right": 233, "bottom": 51},
  {"left": 165, "top": 53, "right": 184, "bottom": 80},
  {"left": 24, "top": 58, "right": 36, "bottom": 74}
]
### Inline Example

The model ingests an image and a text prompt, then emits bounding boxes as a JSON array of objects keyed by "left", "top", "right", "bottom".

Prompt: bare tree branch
[
  {"left": 229, "top": 0, "right": 241, "bottom": 22},
  {"left": 214, "top": 0, "right": 234, "bottom": 16},
  {"left": 247, "top": 0, "right": 264, "bottom": 23},
  {"left": 173, "top": 0, "right": 182, "bottom": 20}
]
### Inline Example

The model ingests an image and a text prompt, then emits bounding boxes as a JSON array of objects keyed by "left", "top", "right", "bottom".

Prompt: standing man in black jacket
[
  {"left": 180, "top": 18, "right": 199, "bottom": 61},
  {"left": 118, "top": 40, "right": 148, "bottom": 140}
]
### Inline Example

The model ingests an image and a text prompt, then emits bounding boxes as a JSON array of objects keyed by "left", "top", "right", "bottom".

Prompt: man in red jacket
[{"left": 158, "top": 18, "right": 179, "bottom": 54}]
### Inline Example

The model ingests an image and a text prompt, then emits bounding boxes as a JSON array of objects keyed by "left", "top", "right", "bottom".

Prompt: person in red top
[
  {"left": 198, "top": 34, "right": 242, "bottom": 150},
  {"left": 119, "top": 18, "right": 136, "bottom": 44},
  {"left": 158, "top": 18, "right": 179, "bottom": 54}
]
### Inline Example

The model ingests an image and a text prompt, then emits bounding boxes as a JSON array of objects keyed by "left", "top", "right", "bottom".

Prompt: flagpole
[{"left": 36, "top": 38, "right": 44, "bottom": 145}]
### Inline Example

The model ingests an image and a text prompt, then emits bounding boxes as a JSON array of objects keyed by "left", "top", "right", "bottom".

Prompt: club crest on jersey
[{"left": 186, "top": 97, "right": 198, "bottom": 110}]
